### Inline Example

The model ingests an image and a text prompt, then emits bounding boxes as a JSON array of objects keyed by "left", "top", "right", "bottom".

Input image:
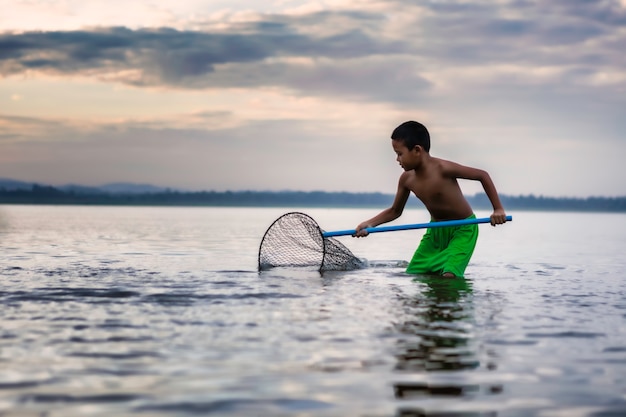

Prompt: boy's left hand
[
  {"left": 490, "top": 209, "right": 507, "bottom": 226},
  {"left": 353, "top": 222, "right": 371, "bottom": 237}
]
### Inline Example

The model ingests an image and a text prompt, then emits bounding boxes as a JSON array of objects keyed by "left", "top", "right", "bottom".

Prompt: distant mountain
[
  {"left": 98, "top": 183, "right": 172, "bottom": 194},
  {"left": 0, "top": 178, "right": 36, "bottom": 190},
  {"left": 58, "top": 184, "right": 107, "bottom": 194},
  {"left": 0, "top": 178, "right": 172, "bottom": 194}
]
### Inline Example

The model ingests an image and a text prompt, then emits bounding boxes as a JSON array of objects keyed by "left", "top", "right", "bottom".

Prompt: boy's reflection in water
[
  {"left": 395, "top": 276, "right": 476, "bottom": 375},
  {"left": 392, "top": 276, "right": 500, "bottom": 416}
]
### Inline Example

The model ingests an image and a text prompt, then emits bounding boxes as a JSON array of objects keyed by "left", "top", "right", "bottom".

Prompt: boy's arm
[
  {"left": 443, "top": 161, "right": 507, "bottom": 226},
  {"left": 354, "top": 174, "right": 410, "bottom": 237}
]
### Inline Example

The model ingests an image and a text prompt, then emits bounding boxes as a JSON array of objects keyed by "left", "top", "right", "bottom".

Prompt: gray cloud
[
  {"left": 0, "top": 1, "right": 623, "bottom": 103},
  {"left": 2, "top": 108, "right": 624, "bottom": 197},
  {"left": 0, "top": 113, "right": 395, "bottom": 192},
  {"left": 0, "top": 10, "right": 406, "bottom": 83},
  {"left": 1, "top": 0, "right": 625, "bottom": 197},
  {"left": 395, "top": 0, "right": 624, "bottom": 67}
]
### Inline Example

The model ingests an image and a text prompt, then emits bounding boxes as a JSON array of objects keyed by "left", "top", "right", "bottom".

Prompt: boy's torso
[{"left": 401, "top": 158, "right": 474, "bottom": 221}]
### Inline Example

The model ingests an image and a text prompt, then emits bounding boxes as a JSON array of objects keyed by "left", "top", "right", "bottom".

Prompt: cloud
[
  {"left": 1, "top": 0, "right": 624, "bottom": 197},
  {"left": 0, "top": 10, "right": 406, "bottom": 85},
  {"left": 0, "top": 114, "right": 76, "bottom": 142},
  {"left": 0, "top": 1, "right": 623, "bottom": 102},
  {"left": 0, "top": 1, "right": 622, "bottom": 100},
  {"left": 0, "top": 111, "right": 399, "bottom": 192}
]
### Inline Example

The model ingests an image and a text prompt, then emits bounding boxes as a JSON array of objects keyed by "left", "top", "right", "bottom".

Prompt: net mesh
[{"left": 258, "top": 212, "right": 365, "bottom": 272}]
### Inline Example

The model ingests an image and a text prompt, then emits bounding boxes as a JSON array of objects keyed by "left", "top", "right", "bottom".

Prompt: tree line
[{"left": 0, "top": 184, "right": 625, "bottom": 212}]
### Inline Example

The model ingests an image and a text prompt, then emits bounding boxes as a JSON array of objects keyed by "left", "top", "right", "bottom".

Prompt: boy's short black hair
[{"left": 391, "top": 121, "right": 430, "bottom": 152}]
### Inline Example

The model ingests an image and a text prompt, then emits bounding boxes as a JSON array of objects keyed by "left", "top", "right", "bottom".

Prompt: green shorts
[{"left": 406, "top": 214, "right": 478, "bottom": 278}]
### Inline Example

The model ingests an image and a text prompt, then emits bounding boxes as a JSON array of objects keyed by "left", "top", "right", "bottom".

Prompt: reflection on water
[
  {"left": 393, "top": 277, "right": 497, "bottom": 416},
  {"left": 395, "top": 277, "right": 476, "bottom": 374}
]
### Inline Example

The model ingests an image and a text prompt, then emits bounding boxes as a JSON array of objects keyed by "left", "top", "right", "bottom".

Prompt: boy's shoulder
[
  {"left": 400, "top": 157, "right": 454, "bottom": 182},
  {"left": 431, "top": 156, "right": 452, "bottom": 166},
  {"left": 431, "top": 157, "right": 461, "bottom": 173},
  {"left": 423, "top": 156, "right": 450, "bottom": 174}
]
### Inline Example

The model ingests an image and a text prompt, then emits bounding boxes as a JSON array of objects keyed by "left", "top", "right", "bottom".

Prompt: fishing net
[{"left": 258, "top": 212, "right": 365, "bottom": 272}]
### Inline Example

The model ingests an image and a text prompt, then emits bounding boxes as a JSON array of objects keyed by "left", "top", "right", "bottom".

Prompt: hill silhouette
[{"left": 0, "top": 181, "right": 624, "bottom": 212}]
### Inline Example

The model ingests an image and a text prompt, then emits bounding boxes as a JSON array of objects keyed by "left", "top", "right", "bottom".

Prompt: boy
[{"left": 354, "top": 121, "right": 507, "bottom": 278}]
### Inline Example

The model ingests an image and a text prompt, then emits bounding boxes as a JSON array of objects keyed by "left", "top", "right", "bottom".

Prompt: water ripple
[
  {"left": 19, "top": 393, "right": 148, "bottom": 404},
  {"left": 526, "top": 331, "right": 606, "bottom": 339},
  {"left": 134, "top": 398, "right": 333, "bottom": 414}
]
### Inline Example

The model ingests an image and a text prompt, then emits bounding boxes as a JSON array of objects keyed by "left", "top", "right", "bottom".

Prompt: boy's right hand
[{"left": 353, "top": 223, "right": 371, "bottom": 237}]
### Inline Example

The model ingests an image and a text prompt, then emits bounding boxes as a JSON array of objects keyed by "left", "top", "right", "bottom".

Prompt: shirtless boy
[{"left": 355, "top": 121, "right": 507, "bottom": 277}]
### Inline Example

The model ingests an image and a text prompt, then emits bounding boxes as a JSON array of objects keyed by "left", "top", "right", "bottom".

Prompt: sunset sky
[{"left": 1, "top": 0, "right": 625, "bottom": 197}]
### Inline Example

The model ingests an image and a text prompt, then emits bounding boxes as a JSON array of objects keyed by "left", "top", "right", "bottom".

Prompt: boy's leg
[
  {"left": 406, "top": 219, "right": 478, "bottom": 277},
  {"left": 440, "top": 223, "right": 478, "bottom": 277},
  {"left": 406, "top": 227, "right": 445, "bottom": 275}
]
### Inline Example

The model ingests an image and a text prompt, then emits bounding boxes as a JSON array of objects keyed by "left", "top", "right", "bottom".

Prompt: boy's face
[{"left": 392, "top": 139, "right": 421, "bottom": 171}]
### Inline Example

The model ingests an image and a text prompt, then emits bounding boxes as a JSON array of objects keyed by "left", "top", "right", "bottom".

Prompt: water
[{"left": 0, "top": 205, "right": 625, "bottom": 417}]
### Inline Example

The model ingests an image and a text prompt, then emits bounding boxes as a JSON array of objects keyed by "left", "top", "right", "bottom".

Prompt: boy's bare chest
[{"left": 405, "top": 174, "right": 454, "bottom": 203}]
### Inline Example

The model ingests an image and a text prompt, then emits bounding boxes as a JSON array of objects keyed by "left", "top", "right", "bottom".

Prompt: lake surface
[{"left": 0, "top": 205, "right": 625, "bottom": 417}]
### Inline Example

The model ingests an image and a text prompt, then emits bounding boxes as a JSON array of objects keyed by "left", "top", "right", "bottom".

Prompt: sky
[{"left": 1, "top": 0, "right": 625, "bottom": 198}]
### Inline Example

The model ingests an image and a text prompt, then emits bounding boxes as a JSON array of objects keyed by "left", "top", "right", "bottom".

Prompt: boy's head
[{"left": 391, "top": 121, "right": 430, "bottom": 152}]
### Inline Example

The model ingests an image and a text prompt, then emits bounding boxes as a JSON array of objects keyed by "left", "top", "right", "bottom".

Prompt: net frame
[{"left": 257, "top": 212, "right": 364, "bottom": 272}]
